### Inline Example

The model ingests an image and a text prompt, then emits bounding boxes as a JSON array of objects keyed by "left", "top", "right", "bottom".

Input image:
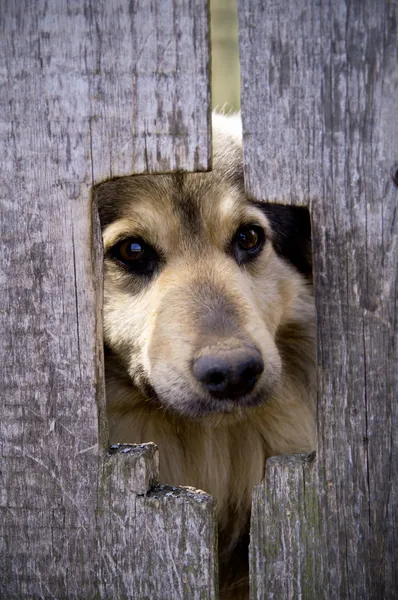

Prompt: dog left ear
[{"left": 256, "top": 203, "right": 313, "bottom": 279}]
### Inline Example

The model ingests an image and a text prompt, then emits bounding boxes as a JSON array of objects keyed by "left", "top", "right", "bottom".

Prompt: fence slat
[
  {"left": 249, "top": 455, "right": 320, "bottom": 600},
  {"left": 238, "top": 0, "right": 397, "bottom": 597},
  {"left": 0, "top": 1, "right": 214, "bottom": 597},
  {"left": 238, "top": 0, "right": 323, "bottom": 206},
  {"left": 89, "top": 0, "right": 211, "bottom": 177},
  {"left": 98, "top": 453, "right": 218, "bottom": 599}
]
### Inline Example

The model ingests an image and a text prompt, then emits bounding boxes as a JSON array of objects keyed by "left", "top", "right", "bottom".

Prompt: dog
[{"left": 96, "top": 114, "right": 316, "bottom": 599}]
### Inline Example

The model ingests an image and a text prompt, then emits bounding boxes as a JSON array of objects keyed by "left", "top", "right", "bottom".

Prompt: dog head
[{"left": 96, "top": 115, "right": 313, "bottom": 418}]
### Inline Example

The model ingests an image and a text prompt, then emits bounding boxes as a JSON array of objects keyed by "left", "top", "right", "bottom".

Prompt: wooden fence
[{"left": 1, "top": 1, "right": 396, "bottom": 598}]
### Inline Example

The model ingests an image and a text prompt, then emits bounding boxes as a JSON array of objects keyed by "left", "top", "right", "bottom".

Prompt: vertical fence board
[
  {"left": 312, "top": 2, "right": 398, "bottom": 596},
  {"left": 0, "top": 1, "right": 214, "bottom": 598},
  {"left": 88, "top": 0, "right": 211, "bottom": 177},
  {"left": 238, "top": 0, "right": 323, "bottom": 206},
  {"left": 0, "top": 2, "right": 102, "bottom": 595},
  {"left": 238, "top": 0, "right": 397, "bottom": 597},
  {"left": 134, "top": 487, "right": 218, "bottom": 600},
  {"left": 97, "top": 448, "right": 218, "bottom": 599},
  {"left": 250, "top": 455, "right": 320, "bottom": 599}
]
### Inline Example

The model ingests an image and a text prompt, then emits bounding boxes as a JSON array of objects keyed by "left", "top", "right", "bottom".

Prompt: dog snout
[{"left": 192, "top": 346, "right": 264, "bottom": 400}]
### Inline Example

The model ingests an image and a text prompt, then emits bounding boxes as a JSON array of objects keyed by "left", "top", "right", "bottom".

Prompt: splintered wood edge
[
  {"left": 147, "top": 484, "right": 217, "bottom": 506},
  {"left": 97, "top": 461, "right": 218, "bottom": 599},
  {"left": 103, "top": 443, "right": 160, "bottom": 495}
]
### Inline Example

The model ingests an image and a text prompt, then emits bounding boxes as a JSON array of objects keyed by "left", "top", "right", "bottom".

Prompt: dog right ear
[{"left": 255, "top": 203, "right": 313, "bottom": 280}]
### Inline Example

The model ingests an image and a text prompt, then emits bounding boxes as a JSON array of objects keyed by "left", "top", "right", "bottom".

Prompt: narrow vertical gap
[{"left": 210, "top": 0, "right": 240, "bottom": 112}]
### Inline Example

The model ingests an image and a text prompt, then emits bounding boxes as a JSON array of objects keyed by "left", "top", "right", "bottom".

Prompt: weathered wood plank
[
  {"left": 312, "top": 3, "right": 398, "bottom": 596},
  {"left": 238, "top": 0, "right": 323, "bottom": 206},
  {"left": 249, "top": 454, "right": 320, "bottom": 600},
  {"left": 0, "top": 2, "right": 102, "bottom": 595},
  {"left": 135, "top": 486, "right": 218, "bottom": 600},
  {"left": 88, "top": 0, "right": 211, "bottom": 177},
  {"left": 238, "top": 0, "right": 397, "bottom": 598},
  {"left": 98, "top": 455, "right": 218, "bottom": 600},
  {"left": 0, "top": 0, "right": 214, "bottom": 597},
  {"left": 105, "top": 443, "right": 160, "bottom": 495}
]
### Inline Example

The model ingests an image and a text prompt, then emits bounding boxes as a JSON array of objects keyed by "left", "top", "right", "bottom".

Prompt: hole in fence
[
  {"left": 93, "top": 3, "right": 316, "bottom": 598},
  {"left": 95, "top": 167, "right": 315, "bottom": 599}
]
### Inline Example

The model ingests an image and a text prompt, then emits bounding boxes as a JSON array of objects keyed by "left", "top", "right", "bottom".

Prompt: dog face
[{"left": 96, "top": 116, "right": 313, "bottom": 418}]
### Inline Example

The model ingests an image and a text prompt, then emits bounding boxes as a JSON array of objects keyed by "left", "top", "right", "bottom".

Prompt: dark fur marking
[
  {"left": 231, "top": 162, "right": 245, "bottom": 192},
  {"left": 255, "top": 203, "right": 313, "bottom": 278},
  {"left": 172, "top": 172, "right": 202, "bottom": 235},
  {"left": 95, "top": 193, "right": 122, "bottom": 230},
  {"left": 176, "top": 194, "right": 201, "bottom": 235}
]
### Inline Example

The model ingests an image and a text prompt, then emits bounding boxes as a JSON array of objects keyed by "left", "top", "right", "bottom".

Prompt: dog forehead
[
  {"left": 97, "top": 115, "right": 246, "bottom": 237},
  {"left": 117, "top": 171, "right": 244, "bottom": 242},
  {"left": 172, "top": 171, "right": 244, "bottom": 236}
]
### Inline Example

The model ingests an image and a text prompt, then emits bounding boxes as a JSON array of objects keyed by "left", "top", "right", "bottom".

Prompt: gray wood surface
[
  {"left": 89, "top": 0, "right": 211, "bottom": 176},
  {"left": 239, "top": 0, "right": 397, "bottom": 597},
  {"left": 249, "top": 455, "right": 320, "bottom": 600},
  {"left": 0, "top": 1, "right": 215, "bottom": 598},
  {"left": 98, "top": 450, "right": 218, "bottom": 600}
]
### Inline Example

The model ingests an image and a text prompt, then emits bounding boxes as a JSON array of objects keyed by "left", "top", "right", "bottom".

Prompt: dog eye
[
  {"left": 231, "top": 225, "right": 266, "bottom": 264},
  {"left": 116, "top": 239, "right": 144, "bottom": 262},
  {"left": 110, "top": 238, "right": 159, "bottom": 276},
  {"left": 237, "top": 226, "right": 261, "bottom": 250}
]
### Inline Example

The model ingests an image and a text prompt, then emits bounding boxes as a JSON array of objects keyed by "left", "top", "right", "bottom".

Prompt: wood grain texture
[
  {"left": 238, "top": 0, "right": 397, "bottom": 597},
  {"left": 238, "top": 0, "right": 323, "bottom": 206},
  {"left": 0, "top": 0, "right": 215, "bottom": 597},
  {"left": 0, "top": 1, "right": 102, "bottom": 595},
  {"left": 106, "top": 443, "right": 160, "bottom": 495},
  {"left": 134, "top": 486, "right": 218, "bottom": 600},
  {"left": 88, "top": 0, "right": 211, "bottom": 177},
  {"left": 97, "top": 478, "right": 218, "bottom": 600},
  {"left": 249, "top": 455, "right": 320, "bottom": 600}
]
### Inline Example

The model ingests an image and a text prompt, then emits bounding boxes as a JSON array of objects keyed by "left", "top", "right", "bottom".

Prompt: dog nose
[{"left": 192, "top": 346, "right": 264, "bottom": 399}]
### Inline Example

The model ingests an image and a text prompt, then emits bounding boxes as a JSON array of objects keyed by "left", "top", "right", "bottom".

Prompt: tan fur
[{"left": 97, "top": 114, "right": 316, "bottom": 599}]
